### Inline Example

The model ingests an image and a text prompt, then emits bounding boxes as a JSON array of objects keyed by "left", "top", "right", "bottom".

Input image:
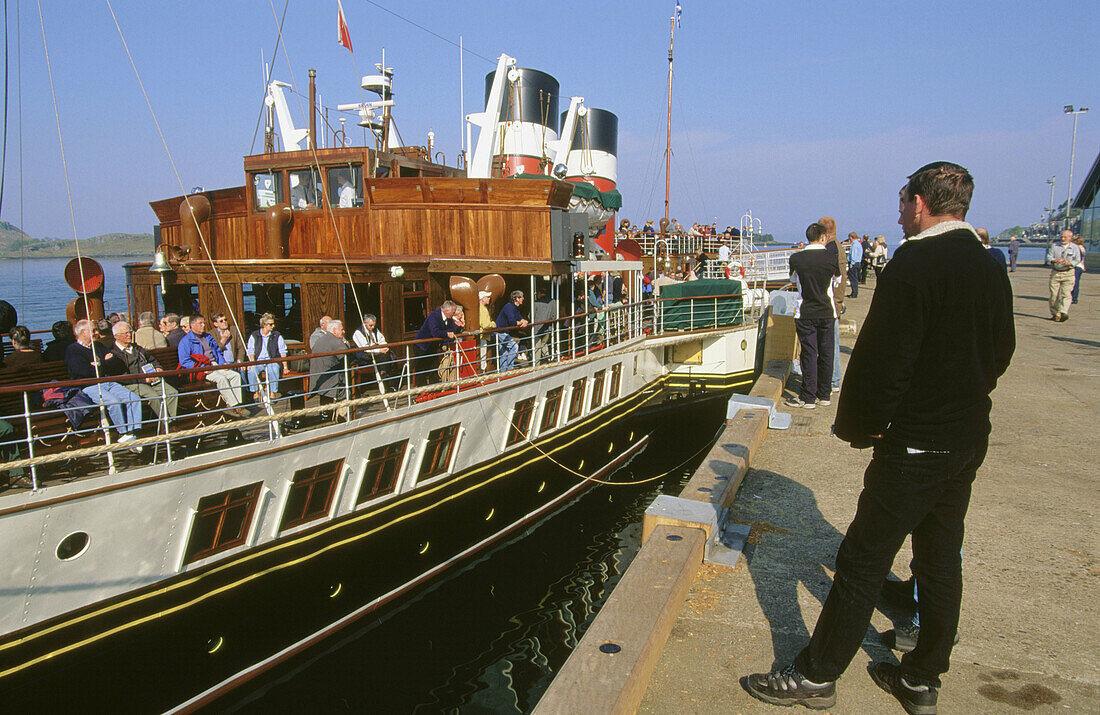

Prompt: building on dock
[{"left": 1073, "top": 149, "right": 1100, "bottom": 269}]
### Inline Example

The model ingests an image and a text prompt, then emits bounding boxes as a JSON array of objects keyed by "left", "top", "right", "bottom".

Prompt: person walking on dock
[
  {"left": 845, "top": 232, "right": 863, "bottom": 297},
  {"left": 1047, "top": 230, "right": 1081, "bottom": 321},
  {"left": 1007, "top": 235, "right": 1020, "bottom": 272},
  {"left": 742, "top": 162, "right": 1015, "bottom": 714},
  {"left": 820, "top": 217, "right": 845, "bottom": 393},
  {"left": 785, "top": 222, "right": 840, "bottom": 409}
]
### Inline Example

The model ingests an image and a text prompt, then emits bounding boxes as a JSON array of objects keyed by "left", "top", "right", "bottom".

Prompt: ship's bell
[{"left": 149, "top": 250, "right": 172, "bottom": 294}]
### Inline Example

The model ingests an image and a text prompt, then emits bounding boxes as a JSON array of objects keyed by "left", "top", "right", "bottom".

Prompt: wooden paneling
[
  {"left": 199, "top": 282, "right": 242, "bottom": 323},
  {"left": 302, "top": 283, "right": 344, "bottom": 336},
  {"left": 130, "top": 283, "right": 159, "bottom": 321}
]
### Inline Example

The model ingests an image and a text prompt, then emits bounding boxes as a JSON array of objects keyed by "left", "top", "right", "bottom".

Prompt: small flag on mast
[
  {"left": 675, "top": 2, "right": 682, "bottom": 27},
  {"left": 338, "top": 1, "right": 353, "bottom": 52}
]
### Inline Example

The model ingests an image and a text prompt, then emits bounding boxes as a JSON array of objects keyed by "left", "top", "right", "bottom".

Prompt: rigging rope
[
  {"left": 247, "top": 0, "right": 290, "bottom": 156},
  {"left": 105, "top": 0, "right": 248, "bottom": 362}
]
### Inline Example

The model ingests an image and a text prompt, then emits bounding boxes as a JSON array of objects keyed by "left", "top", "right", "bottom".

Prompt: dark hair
[
  {"left": 805, "top": 222, "right": 827, "bottom": 243},
  {"left": 189, "top": 313, "right": 206, "bottom": 326},
  {"left": 9, "top": 325, "right": 30, "bottom": 348},
  {"left": 52, "top": 319, "right": 74, "bottom": 341},
  {"left": 905, "top": 161, "right": 973, "bottom": 218}
]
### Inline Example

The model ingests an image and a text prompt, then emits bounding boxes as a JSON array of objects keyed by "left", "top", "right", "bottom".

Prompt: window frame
[
  {"left": 590, "top": 369, "right": 606, "bottom": 410},
  {"left": 567, "top": 377, "right": 587, "bottom": 421},
  {"left": 418, "top": 423, "right": 461, "bottom": 480},
  {"left": 251, "top": 170, "right": 285, "bottom": 212},
  {"left": 506, "top": 397, "right": 537, "bottom": 447},
  {"left": 183, "top": 482, "right": 263, "bottom": 565},
  {"left": 357, "top": 440, "right": 409, "bottom": 505},
  {"left": 539, "top": 386, "right": 564, "bottom": 435},
  {"left": 327, "top": 164, "right": 364, "bottom": 208},
  {"left": 609, "top": 363, "right": 622, "bottom": 400},
  {"left": 279, "top": 459, "right": 344, "bottom": 531}
]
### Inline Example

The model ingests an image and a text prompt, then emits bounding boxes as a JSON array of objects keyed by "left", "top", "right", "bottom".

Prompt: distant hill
[{"left": 0, "top": 221, "right": 153, "bottom": 258}]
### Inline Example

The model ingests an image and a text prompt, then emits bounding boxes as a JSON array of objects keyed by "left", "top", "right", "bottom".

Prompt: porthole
[
  {"left": 607, "top": 442, "right": 614, "bottom": 453},
  {"left": 206, "top": 636, "right": 224, "bottom": 654},
  {"left": 418, "top": 541, "right": 430, "bottom": 555},
  {"left": 485, "top": 508, "right": 495, "bottom": 521},
  {"left": 741, "top": 339, "right": 748, "bottom": 351},
  {"left": 56, "top": 532, "right": 90, "bottom": 561},
  {"left": 329, "top": 583, "right": 342, "bottom": 598},
  {"left": 537, "top": 481, "right": 546, "bottom": 493}
]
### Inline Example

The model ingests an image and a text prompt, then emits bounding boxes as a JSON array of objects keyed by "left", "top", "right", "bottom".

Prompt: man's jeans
[
  {"left": 847, "top": 264, "right": 860, "bottom": 296},
  {"left": 82, "top": 382, "right": 142, "bottom": 434},
  {"left": 497, "top": 333, "right": 519, "bottom": 371},
  {"left": 794, "top": 438, "right": 987, "bottom": 688},
  {"left": 794, "top": 317, "right": 835, "bottom": 403},
  {"left": 832, "top": 319, "right": 842, "bottom": 389}
]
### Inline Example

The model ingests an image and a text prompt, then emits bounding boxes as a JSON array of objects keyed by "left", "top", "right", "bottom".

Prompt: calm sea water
[
  {"left": 219, "top": 401, "right": 726, "bottom": 713},
  {"left": 0, "top": 257, "right": 139, "bottom": 332}
]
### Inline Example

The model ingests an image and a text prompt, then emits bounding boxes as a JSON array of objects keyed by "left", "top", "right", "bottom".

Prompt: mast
[{"left": 664, "top": 13, "right": 675, "bottom": 224}]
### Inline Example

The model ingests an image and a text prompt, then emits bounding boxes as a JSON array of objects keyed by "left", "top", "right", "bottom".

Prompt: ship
[{"left": 0, "top": 45, "right": 764, "bottom": 710}]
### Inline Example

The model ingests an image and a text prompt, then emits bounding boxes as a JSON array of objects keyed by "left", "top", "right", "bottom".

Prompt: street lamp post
[
  {"left": 1064, "top": 105, "right": 1090, "bottom": 231},
  {"left": 1047, "top": 176, "right": 1056, "bottom": 231}
]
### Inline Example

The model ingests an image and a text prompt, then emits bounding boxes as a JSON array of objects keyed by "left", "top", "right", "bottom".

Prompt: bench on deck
[{"left": 0, "top": 351, "right": 235, "bottom": 462}]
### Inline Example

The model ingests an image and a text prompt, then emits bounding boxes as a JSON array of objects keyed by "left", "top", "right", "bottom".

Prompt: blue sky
[{"left": 2, "top": 0, "right": 1097, "bottom": 244}]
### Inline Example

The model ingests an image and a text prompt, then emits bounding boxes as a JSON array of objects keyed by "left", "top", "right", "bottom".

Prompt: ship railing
[{"left": 0, "top": 292, "right": 748, "bottom": 484}]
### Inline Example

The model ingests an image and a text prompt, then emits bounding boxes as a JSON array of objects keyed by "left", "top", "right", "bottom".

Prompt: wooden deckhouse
[{"left": 127, "top": 144, "right": 595, "bottom": 347}]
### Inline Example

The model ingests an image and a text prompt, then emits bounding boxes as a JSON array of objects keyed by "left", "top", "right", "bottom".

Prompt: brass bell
[{"left": 149, "top": 251, "right": 172, "bottom": 294}]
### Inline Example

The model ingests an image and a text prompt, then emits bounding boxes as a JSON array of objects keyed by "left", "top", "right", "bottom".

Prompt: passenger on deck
[
  {"left": 3, "top": 326, "right": 43, "bottom": 369},
  {"left": 495, "top": 291, "right": 529, "bottom": 371},
  {"left": 414, "top": 301, "right": 457, "bottom": 385},
  {"left": 177, "top": 314, "right": 248, "bottom": 417},
  {"left": 531, "top": 284, "right": 555, "bottom": 364},
  {"left": 162, "top": 314, "right": 185, "bottom": 349},
  {"left": 309, "top": 315, "right": 333, "bottom": 351},
  {"left": 211, "top": 313, "right": 245, "bottom": 364},
  {"left": 66, "top": 319, "right": 143, "bottom": 444},
  {"left": 43, "top": 320, "right": 76, "bottom": 362},
  {"left": 112, "top": 321, "right": 178, "bottom": 419},
  {"left": 309, "top": 319, "right": 351, "bottom": 403},
  {"left": 352, "top": 313, "right": 399, "bottom": 391},
  {"left": 476, "top": 291, "right": 495, "bottom": 371},
  {"left": 246, "top": 313, "right": 288, "bottom": 400},
  {"left": 134, "top": 312, "right": 168, "bottom": 349},
  {"left": 94, "top": 319, "right": 114, "bottom": 350}
]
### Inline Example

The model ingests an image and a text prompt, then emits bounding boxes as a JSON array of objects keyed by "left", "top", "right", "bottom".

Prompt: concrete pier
[{"left": 637, "top": 262, "right": 1099, "bottom": 712}]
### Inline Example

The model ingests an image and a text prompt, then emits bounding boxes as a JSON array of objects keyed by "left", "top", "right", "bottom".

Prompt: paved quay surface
[{"left": 639, "top": 262, "right": 1099, "bottom": 713}]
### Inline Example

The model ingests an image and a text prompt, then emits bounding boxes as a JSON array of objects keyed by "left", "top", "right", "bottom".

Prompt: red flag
[{"left": 337, "top": 1, "right": 353, "bottom": 52}]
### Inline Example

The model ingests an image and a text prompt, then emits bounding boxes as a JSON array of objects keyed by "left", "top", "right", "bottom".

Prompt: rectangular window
[
  {"left": 358, "top": 440, "right": 408, "bottom": 504},
  {"left": 242, "top": 282, "right": 303, "bottom": 341},
  {"left": 567, "top": 378, "right": 586, "bottom": 421},
  {"left": 184, "top": 483, "right": 262, "bottom": 565},
  {"left": 590, "top": 370, "right": 606, "bottom": 409},
  {"left": 402, "top": 281, "right": 429, "bottom": 334},
  {"left": 539, "top": 386, "right": 564, "bottom": 434},
  {"left": 289, "top": 168, "right": 323, "bottom": 209},
  {"left": 252, "top": 171, "right": 284, "bottom": 211},
  {"left": 419, "top": 423, "right": 460, "bottom": 480},
  {"left": 506, "top": 397, "right": 537, "bottom": 447},
  {"left": 609, "top": 363, "right": 622, "bottom": 400},
  {"left": 281, "top": 459, "right": 343, "bottom": 530},
  {"left": 328, "top": 165, "right": 363, "bottom": 208}
]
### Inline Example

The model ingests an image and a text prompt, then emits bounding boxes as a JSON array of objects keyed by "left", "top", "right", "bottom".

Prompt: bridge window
[
  {"left": 506, "top": 397, "right": 537, "bottom": 447},
  {"left": 184, "top": 483, "right": 262, "bottom": 564},
  {"left": 358, "top": 440, "right": 408, "bottom": 504},
  {"left": 590, "top": 370, "right": 606, "bottom": 410},
  {"left": 289, "top": 168, "right": 323, "bottom": 209},
  {"left": 419, "top": 424, "right": 460, "bottom": 480},
  {"left": 252, "top": 171, "right": 284, "bottom": 211},
  {"left": 539, "top": 386, "right": 564, "bottom": 434},
  {"left": 281, "top": 459, "right": 344, "bottom": 530},
  {"left": 328, "top": 165, "right": 363, "bottom": 208},
  {"left": 567, "top": 378, "right": 586, "bottom": 421}
]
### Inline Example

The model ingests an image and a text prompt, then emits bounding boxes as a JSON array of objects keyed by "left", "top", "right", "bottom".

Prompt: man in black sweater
[
  {"left": 787, "top": 222, "right": 841, "bottom": 408},
  {"left": 743, "top": 162, "right": 1015, "bottom": 714}
]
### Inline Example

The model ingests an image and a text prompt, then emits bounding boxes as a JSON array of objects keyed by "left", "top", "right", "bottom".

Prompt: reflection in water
[{"left": 223, "top": 400, "right": 726, "bottom": 713}]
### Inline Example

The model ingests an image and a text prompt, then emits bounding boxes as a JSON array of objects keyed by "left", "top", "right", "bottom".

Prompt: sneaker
[
  {"left": 117, "top": 433, "right": 136, "bottom": 444},
  {"left": 831, "top": 386, "right": 841, "bottom": 393},
  {"left": 889, "top": 621, "right": 960, "bottom": 653},
  {"left": 869, "top": 662, "right": 938, "bottom": 715},
  {"left": 817, "top": 399, "right": 831, "bottom": 406},
  {"left": 1059, "top": 313, "right": 1069, "bottom": 322},
  {"left": 785, "top": 396, "right": 816, "bottom": 409},
  {"left": 881, "top": 577, "right": 917, "bottom": 611},
  {"left": 741, "top": 663, "right": 836, "bottom": 710}
]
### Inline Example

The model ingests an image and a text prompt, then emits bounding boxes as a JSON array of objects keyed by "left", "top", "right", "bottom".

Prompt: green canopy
[
  {"left": 659, "top": 279, "right": 744, "bottom": 330},
  {"left": 512, "top": 174, "right": 623, "bottom": 210}
]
